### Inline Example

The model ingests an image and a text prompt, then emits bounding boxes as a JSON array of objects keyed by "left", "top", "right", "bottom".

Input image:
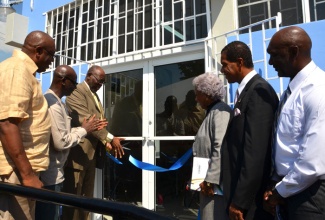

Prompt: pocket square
[{"left": 234, "top": 108, "right": 241, "bottom": 116}]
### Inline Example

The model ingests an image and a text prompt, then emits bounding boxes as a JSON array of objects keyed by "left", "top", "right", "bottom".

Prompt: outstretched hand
[
  {"left": 82, "top": 115, "right": 108, "bottom": 133},
  {"left": 109, "top": 137, "right": 125, "bottom": 158}
]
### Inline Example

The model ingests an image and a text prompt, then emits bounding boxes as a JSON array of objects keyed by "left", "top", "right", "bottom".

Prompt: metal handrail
[{"left": 0, "top": 182, "right": 176, "bottom": 220}]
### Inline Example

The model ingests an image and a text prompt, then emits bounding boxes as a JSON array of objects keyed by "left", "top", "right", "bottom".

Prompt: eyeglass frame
[
  {"left": 43, "top": 48, "right": 57, "bottom": 59},
  {"left": 91, "top": 74, "right": 106, "bottom": 84},
  {"left": 63, "top": 76, "right": 78, "bottom": 86}
]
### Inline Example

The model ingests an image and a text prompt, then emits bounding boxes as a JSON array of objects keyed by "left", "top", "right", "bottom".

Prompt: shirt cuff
[
  {"left": 106, "top": 132, "right": 114, "bottom": 142},
  {"left": 101, "top": 132, "right": 114, "bottom": 145},
  {"left": 275, "top": 181, "right": 288, "bottom": 198}
]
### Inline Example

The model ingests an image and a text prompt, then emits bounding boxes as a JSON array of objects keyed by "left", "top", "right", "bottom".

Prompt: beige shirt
[{"left": 0, "top": 50, "right": 51, "bottom": 175}]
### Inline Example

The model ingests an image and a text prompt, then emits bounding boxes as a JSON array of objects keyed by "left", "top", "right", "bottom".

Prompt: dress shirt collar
[
  {"left": 237, "top": 70, "right": 257, "bottom": 96},
  {"left": 288, "top": 60, "right": 316, "bottom": 92},
  {"left": 13, "top": 49, "right": 38, "bottom": 76}
]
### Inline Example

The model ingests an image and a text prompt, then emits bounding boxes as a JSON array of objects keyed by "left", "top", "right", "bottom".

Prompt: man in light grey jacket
[{"left": 35, "top": 65, "right": 107, "bottom": 220}]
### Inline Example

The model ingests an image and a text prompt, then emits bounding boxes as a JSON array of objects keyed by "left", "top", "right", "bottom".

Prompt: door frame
[{"left": 101, "top": 45, "right": 205, "bottom": 210}]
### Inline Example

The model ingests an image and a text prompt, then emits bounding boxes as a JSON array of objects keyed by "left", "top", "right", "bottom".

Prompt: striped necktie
[
  {"left": 92, "top": 92, "right": 104, "bottom": 119},
  {"left": 271, "top": 87, "right": 291, "bottom": 175}
]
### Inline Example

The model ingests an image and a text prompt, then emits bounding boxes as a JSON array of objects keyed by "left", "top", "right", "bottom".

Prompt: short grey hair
[{"left": 192, "top": 72, "right": 225, "bottom": 101}]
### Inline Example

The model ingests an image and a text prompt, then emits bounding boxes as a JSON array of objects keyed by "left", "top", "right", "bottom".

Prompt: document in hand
[{"left": 190, "top": 157, "right": 210, "bottom": 191}]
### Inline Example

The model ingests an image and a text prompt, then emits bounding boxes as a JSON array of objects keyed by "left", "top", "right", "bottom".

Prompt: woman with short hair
[{"left": 192, "top": 72, "right": 232, "bottom": 220}]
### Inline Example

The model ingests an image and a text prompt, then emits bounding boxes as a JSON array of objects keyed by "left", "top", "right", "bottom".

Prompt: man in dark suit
[
  {"left": 220, "top": 41, "right": 279, "bottom": 220},
  {"left": 62, "top": 65, "right": 124, "bottom": 220}
]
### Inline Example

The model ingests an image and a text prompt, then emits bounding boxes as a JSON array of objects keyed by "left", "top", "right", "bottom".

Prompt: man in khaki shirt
[{"left": 0, "top": 31, "right": 55, "bottom": 220}]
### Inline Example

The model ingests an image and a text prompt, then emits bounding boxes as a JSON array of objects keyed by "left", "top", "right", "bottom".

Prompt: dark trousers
[{"left": 285, "top": 180, "right": 325, "bottom": 220}]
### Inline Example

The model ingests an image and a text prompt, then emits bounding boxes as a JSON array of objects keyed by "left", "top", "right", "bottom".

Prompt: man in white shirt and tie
[{"left": 264, "top": 26, "right": 325, "bottom": 220}]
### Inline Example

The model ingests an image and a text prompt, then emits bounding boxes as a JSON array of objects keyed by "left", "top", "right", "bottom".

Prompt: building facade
[{"left": 45, "top": 0, "right": 325, "bottom": 218}]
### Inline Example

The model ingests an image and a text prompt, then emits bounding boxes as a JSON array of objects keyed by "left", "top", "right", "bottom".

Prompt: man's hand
[
  {"left": 263, "top": 189, "right": 275, "bottom": 215},
  {"left": 81, "top": 115, "right": 108, "bottom": 133},
  {"left": 263, "top": 187, "right": 285, "bottom": 215},
  {"left": 199, "top": 181, "right": 214, "bottom": 197},
  {"left": 22, "top": 172, "right": 44, "bottom": 189},
  {"left": 229, "top": 203, "right": 245, "bottom": 220},
  {"left": 0, "top": 118, "right": 43, "bottom": 189},
  {"left": 110, "top": 137, "right": 125, "bottom": 158}
]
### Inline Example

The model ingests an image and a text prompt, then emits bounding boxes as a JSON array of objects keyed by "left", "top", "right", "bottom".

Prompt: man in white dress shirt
[{"left": 264, "top": 26, "right": 325, "bottom": 220}]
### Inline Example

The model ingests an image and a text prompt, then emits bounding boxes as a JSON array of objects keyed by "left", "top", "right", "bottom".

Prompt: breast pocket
[{"left": 278, "top": 109, "right": 302, "bottom": 139}]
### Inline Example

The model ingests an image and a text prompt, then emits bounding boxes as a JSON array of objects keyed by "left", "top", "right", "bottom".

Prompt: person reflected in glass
[
  {"left": 192, "top": 72, "right": 232, "bottom": 220},
  {"left": 111, "top": 80, "right": 142, "bottom": 136},
  {"left": 156, "top": 95, "right": 184, "bottom": 136},
  {"left": 176, "top": 90, "right": 205, "bottom": 136}
]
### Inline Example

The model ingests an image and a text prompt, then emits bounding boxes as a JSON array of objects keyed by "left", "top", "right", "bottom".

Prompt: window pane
[
  {"left": 127, "top": 34, "right": 133, "bottom": 52},
  {"left": 185, "top": 0, "right": 194, "bottom": 17},
  {"left": 88, "top": 26, "right": 94, "bottom": 42},
  {"left": 81, "top": 24, "right": 87, "bottom": 43},
  {"left": 118, "top": 35, "right": 125, "bottom": 54},
  {"left": 127, "top": 11, "right": 134, "bottom": 32},
  {"left": 174, "top": 2, "right": 183, "bottom": 20},
  {"left": 316, "top": 3, "right": 325, "bottom": 20},
  {"left": 145, "top": 29, "right": 153, "bottom": 48},
  {"left": 195, "top": 0, "right": 206, "bottom": 14},
  {"left": 136, "top": 31, "right": 143, "bottom": 50},
  {"left": 96, "top": 42, "right": 101, "bottom": 59},
  {"left": 97, "top": 20, "right": 102, "bottom": 39},
  {"left": 164, "top": 0, "right": 172, "bottom": 22},
  {"left": 186, "top": 19, "right": 195, "bottom": 41},
  {"left": 174, "top": 21, "right": 184, "bottom": 43},
  {"left": 155, "top": 59, "right": 205, "bottom": 137},
  {"left": 87, "top": 43, "right": 93, "bottom": 61},
  {"left": 196, "top": 15, "right": 207, "bottom": 39},
  {"left": 102, "top": 39, "right": 109, "bottom": 57},
  {"left": 163, "top": 25, "right": 173, "bottom": 45},
  {"left": 119, "top": 17, "right": 125, "bottom": 35},
  {"left": 144, "top": 4, "right": 152, "bottom": 28},
  {"left": 81, "top": 45, "right": 86, "bottom": 61},
  {"left": 108, "top": 70, "right": 143, "bottom": 137}
]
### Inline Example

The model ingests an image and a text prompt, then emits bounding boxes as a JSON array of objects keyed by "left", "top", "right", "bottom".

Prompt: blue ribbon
[
  {"left": 106, "top": 152, "right": 123, "bottom": 164},
  {"left": 129, "top": 148, "right": 193, "bottom": 172}
]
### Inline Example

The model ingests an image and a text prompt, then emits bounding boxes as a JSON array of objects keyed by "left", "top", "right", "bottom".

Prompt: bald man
[
  {"left": 264, "top": 26, "right": 325, "bottom": 219},
  {"left": 35, "top": 65, "right": 107, "bottom": 220},
  {"left": 62, "top": 65, "right": 124, "bottom": 220},
  {"left": 0, "top": 31, "right": 55, "bottom": 219}
]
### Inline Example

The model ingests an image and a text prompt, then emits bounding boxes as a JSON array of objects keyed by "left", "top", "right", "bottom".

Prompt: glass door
[
  {"left": 103, "top": 68, "right": 144, "bottom": 205},
  {"left": 153, "top": 58, "right": 205, "bottom": 218},
  {"left": 102, "top": 51, "right": 205, "bottom": 219}
]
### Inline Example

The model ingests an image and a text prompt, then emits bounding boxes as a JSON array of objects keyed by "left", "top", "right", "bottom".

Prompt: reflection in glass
[
  {"left": 104, "top": 70, "right": 143, "bottom": 204},
  {"left": 155, "top": 59, "right": 205, "bottom": 137},
  {"left": 154, "top": 59, "right": 204, "bottom": 218}
]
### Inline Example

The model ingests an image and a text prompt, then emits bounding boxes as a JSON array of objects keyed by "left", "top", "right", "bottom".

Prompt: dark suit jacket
[
  {"left": 221, "top": 74, "right": 279, "bottom": 220},
  {"left": 65, "top": 82, "right": 109, "bottom": 170}
]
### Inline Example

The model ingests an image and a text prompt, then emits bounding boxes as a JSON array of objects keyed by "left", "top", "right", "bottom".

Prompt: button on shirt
[
  {"left": 274, "top": 61, "right": 325, "bottom": 198},
  {"left": 0, "top": 50, "right": 51, "bottom": 175}
]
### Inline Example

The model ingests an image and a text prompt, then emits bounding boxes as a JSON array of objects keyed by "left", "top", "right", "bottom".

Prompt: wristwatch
[{"left": 206, "top": 182, "right": 213, "bottom": 187}]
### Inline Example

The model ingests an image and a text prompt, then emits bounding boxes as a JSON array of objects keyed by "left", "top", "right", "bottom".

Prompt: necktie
[
  {"left": 271, "top": 87, "right": 291, "bottom": 175},
  {"left": 92, "top": 92, "right": 104, "bottom": 119}
]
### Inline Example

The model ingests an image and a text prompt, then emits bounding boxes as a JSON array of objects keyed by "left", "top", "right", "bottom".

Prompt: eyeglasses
[
  {"left": 43, "top": 48, "right": 56, "bottom": 59},
  {"left": 91, "top": 74, "right": 106, "bottom": 84},
  {"left": 63, "top": 76, "right": 78, "bottom": 86}
]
